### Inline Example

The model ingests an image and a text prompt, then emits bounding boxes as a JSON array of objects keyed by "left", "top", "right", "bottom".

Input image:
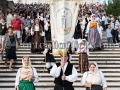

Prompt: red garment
[{"left": 11, "top": 19, "right": 21, "bottom": 31}]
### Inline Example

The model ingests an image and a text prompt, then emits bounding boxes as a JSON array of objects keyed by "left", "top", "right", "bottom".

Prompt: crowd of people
[{"left": 0, "top": 2, "right": 119, "bottom": 90}]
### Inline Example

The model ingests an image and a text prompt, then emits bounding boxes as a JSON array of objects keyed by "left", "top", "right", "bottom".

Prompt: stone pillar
[
  {"left": 7, "top": 0, "right": 14, "bottom": 10},
  {"left": 0, "top": 0, "right": 7, "bottom": 14}
]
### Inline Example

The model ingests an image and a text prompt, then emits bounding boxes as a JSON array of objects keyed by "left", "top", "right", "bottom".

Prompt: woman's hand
[
  {"left": 28, "top": 75, "right": 34, "bottom": 81},
  {"left": 16, "top": 86, "right": 19, "bottom": 90},
  {"left": 104, "top": 87, "right": 107, "bottom": 90},
  {"left": 87, "top": 82, "right": 92, "bottom": 88},
  {"left": 84, "top": 82, "right": 92, "bottom": 88}
]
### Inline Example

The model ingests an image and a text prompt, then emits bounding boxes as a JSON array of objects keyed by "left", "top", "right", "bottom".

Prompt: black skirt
[
  {"left": 54, "top": 84, "right": 74, "bottom": 90},
  {"left": 86, "top": 85, "right": 103, "bottom": 90},
  {"left": 5, "top": 46, "right": 17, "bottom": 60},
  {"left": 46, "top": 54, "right": 56, "bottom": 62}
]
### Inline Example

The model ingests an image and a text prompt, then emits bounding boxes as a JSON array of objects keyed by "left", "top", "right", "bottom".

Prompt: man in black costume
[{"left": 50, "top": 50, "right": 78, "bottom": 90}]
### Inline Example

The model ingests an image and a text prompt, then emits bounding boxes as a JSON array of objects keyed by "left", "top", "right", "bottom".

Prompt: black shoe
[{"left": 47, "top": 69, "right": 50, "bottom": 73}]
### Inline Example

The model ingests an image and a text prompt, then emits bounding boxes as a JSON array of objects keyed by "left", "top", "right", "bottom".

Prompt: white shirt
[
  {"left": 15, "top": 68, "right": 39, "bottom": 88},
  {"left": 81, "top": 71, "right": 107, "bottom": 88},
  {"left": 44, "top": 20, "right": 49, "bottom": 31},
  {"left": 76, "top": 43, "right": 89, "bottom": 56},
  {"left": 102, "top": 16, "right": 106, "bottom": 21},
  {"left": 110, "top": 20, "right": 120, "bottom": 30},
  {"left": 50, "top": 62, "right": 78, "bottom": 82},
  {"left": 96, "top": 17, "right": 101, "bottom": 22},
  {"left": 37, "top": 13, "right": 40, "bottom": 18},
  {"left": 97, "top": 26, "right": 103, "bottom": 35},
  {"left": 6, "top": 14, "right": 13, "bottom": 27},
  {"left": 31, "top": 24, "right": 40, "bottom": 34},
  {"left": 82, "top": 17, "right": 91, "bottom": 31},
  {"left": 39, "top": 16, "right": 44, "bottom": 21},
  {"left": 71, "top": 38, "right": 82, "bottom": 50}
]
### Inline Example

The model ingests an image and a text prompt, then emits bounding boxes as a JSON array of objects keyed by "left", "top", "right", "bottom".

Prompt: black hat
[{"left": 86, "top": 12, "right": 91, "bottom": 15}]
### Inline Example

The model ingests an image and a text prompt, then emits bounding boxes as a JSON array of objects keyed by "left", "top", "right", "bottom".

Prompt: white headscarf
[
  {"left": 89, "top": 62, "right": 100, "bottom": 74},
  {"left": 22, "top": 56, "right": 32, "bottom": 68}
]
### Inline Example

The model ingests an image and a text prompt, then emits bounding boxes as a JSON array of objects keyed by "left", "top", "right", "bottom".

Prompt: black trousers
[
  {"left": 112, "top": 30, "right": 119, "bottom": 43},
  {"left": 54, "top": 84, "right": 74, "bottom": 90}
]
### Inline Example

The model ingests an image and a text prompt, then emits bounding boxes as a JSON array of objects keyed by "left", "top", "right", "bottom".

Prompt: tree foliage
[{"left": 104, "top": 0, "right": 120, "bottom": 16}]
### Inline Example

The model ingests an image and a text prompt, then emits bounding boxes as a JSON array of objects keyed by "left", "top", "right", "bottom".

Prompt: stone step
[
  {"left": 0, "top": 88, "right": 119, "bottom": 90},
  {"left": 0, "top": 61, "right": 119, "bottom": 65},
  {"left": 1, "top": 57, "right": 120, "bottom": 61},
  {"left": 0, "top": 73, "right": 119, "bottom": 77},
  {"left": 1, "top": 77, "right": 120, "bottom": 82},
  {"left": 5, "top": 51, "right": 120, "bottom": 54},
  {"left": 2, "top": 54, "right": 120, "bottom": 57},
  {"left": 13, "top": 50, "right": 120, "bottom": 55},
  {"left": 0, "top": 82, "right": 119, "bottom": 87},
  {"left": 0, "top": 69, "right": 120, "bottom": 72},
  {"left": 15, "top": 48, "right": 120, "bottom": 51},
  {"left": 0, "top": 64, "right": 119, "bottom": 68}
]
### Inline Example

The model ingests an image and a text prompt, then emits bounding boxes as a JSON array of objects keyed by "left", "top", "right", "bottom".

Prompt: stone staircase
[{"left": 0, "top": 31, "right": 120, "bottom": 90}]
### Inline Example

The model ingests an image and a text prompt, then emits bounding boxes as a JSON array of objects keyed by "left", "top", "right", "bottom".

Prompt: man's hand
[
  {"left": 32, "top": 32, "right": 34, "bottom": 35},
  {"left": 60, "top": 62, "right": 65, "bottom": 68},
  {"left": 61, "top": 74, "right": 66, "bottom": 81},
  {"left": 47, "top": 24, "right": 50, "bottom": 27}
]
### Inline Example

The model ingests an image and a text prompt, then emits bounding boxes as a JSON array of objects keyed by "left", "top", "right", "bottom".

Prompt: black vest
[
  {"left": 54, "top": 63, "right": 73, "bottom": 87},
  {"left": 84, "top": 18, "right": 91, "bottom": 31}
]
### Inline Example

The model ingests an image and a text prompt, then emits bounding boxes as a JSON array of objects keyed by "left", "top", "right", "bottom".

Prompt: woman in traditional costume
[
  {"left": 81, "top": 62, "right": 107, "bottom": 90},
  {"left": 31, "top": 18, "right": 43, "bottom": 53},
  {"left": 75, "top": 39, "right": 89, "bottom": 73},
  {"left": 86, "top": 15, "right": 103, "bottom": 50},
  {"left": 15, "top": 56, "right": 39, "bottom": 90}
]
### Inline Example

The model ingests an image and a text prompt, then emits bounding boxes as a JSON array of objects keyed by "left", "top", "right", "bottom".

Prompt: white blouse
[
  {"left": 81, "top": 71, "right": 107, "bottom": 88},
  {"left": 97, "top": 26, "right": 103, "bottom": 35},
  {"left": 76, "top": 43, "right": 89, "bottom": 56},
  {"left": 31, "top": 25, "right": 40, "bottom": 34},
  {"left": 50, "top": 62, "right": 78, "bottom": 82},
  {"left": 44, "top": 20, "right": 49, "bottom": 31},
  {"left": 15, "top": 68, "right": 39, "bottom": 88}
]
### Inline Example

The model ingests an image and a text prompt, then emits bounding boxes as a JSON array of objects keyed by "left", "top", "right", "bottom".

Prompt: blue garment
[
  {"left": 25, "top": 19, "right": 31, "bottom": 26},
  {"left": 106, "top": 29, "right": 113, "bottom": 38},
  {"left": 107, "top": 37, "right": 113, "bottom": 44}
]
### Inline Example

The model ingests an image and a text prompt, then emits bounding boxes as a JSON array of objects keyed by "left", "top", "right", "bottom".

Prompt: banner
[{"left": 50, "top": 0, "right": 80, "bottom": 52}]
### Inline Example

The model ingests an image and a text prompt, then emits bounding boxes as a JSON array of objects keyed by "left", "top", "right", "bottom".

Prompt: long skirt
[
  {"left": 46, "top": 54, "right": 56, "bottom": 62},
  {"left": 31, "top": 31, "right": 41, "bottom": 53},
  {"left": 5, "top": 46, "right": 16, "bottom": 60},
  {"left": 88, "top": 28, "right": 102, "bottom": 48},
  {"left": 19, "top": 80, "right": 35, "bottom": 90},
  {"left": 54, "top": 84, "right": 74, "bottom": 90},
  {"left": 79, "top": 53, "right": 88, "bottom": 72},
  {"left": 86, "top": 85, "right": 103, "bottom": 90}
]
